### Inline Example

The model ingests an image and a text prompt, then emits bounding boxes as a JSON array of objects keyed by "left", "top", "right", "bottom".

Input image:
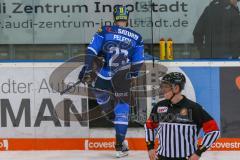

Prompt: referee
[{"left": 144, "top": 72, "right": 220, "bottom": 160}]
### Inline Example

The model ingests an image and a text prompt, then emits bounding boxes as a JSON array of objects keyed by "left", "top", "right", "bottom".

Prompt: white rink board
[{"left": 0, "top": 62, "right": 89, "bottom": 138}]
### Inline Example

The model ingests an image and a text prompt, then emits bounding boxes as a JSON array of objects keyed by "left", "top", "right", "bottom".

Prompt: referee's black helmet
[{"left": 161, "top": 72, "right": 186, "bottom": 90}]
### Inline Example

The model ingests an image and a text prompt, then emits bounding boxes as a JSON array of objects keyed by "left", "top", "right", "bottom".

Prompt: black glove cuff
[
  {"left": 195, "top": 145, "right": 207, "bottom": 157},
  {"left": 146, "top": 141, "right": 154, "bottom": 150}
]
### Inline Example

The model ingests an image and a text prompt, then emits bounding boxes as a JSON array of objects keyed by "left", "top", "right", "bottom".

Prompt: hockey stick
[
  {"left": 60, "top": 65, "right": 88, "bottom": 95},
  {"left": 60, "top": 80, "right": 81, "bottom": 95}
]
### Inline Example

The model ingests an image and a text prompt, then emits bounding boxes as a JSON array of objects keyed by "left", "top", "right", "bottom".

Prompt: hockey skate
[{"left": 115, "top": 141, "right": 129, "bottom": 158}]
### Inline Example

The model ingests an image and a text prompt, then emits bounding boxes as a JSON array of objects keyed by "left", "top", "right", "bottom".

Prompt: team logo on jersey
[
  {"left": 180, "top": 108, "right": 188, "bottom": 116},
  {"left": 157, "top": 107, "right": 168, "bottom": 113},
  {"left": 106, "top": 26, "right": 112, "bottom": 32}
]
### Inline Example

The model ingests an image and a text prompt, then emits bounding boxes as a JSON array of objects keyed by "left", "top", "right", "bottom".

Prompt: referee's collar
[{"left": 174, "top": 95, "right": 187, "bottom": 107}]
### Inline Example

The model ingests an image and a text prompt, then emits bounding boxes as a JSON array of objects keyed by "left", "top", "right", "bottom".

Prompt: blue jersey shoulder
[
  {"left": 124, "top": 27, "right": 142, "bottom": 41},
  {"left": 98, "top": 25, "right": 143, "bottom": 43}
]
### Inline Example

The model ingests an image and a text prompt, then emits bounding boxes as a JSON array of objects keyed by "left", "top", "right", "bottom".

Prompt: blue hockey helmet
[{"left": 113, "top": 5, "right": 129, "bottom": 22}]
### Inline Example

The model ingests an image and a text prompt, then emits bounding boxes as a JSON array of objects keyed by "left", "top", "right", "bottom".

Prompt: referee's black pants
[{"left": 157, "top": 155, "right": 187, "bottom": 160}]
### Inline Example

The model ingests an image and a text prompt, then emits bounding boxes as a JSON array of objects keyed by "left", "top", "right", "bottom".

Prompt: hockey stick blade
[{"left": 60, "top": 80, "right": 82, "bottom": 95}]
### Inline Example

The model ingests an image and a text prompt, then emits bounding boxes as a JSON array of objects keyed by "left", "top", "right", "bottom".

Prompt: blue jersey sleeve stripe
[
  {"left": 95, "top": 33, "right": 104, "bottom": 39},
  {"left": 97, "top": 73, "right": 112, "bottom": 80},
  {"left": 132, "top": 60, "right": 144, "bottom": 65},
  {"left": 87, "top": 47, "right": 98, "bottom": 55},
  {"left": 113, "top": 121, "right": 129, "bottom": 125}
]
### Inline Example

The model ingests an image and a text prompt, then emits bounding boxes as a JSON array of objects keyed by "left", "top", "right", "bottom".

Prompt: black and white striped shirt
[{"left": 145, "top": 96, "right": 220, "bottom": 158}]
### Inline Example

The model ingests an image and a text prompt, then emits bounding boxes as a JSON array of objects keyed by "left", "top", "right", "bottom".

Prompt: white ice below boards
[{"left": 0, "top": 151, "right": 240, "bottom": 160}]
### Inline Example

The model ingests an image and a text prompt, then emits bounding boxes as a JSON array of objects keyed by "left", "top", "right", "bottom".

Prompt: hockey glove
[{"left": 78, "top": 65, "right": 94, "bottom": 85}]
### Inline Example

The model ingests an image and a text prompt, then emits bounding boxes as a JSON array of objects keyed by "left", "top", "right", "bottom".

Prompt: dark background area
[{"left": 220, "top": 67, "right": 240, "bottom": 137}]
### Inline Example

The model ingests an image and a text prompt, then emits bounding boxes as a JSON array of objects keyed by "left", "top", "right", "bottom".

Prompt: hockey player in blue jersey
[{"left": 78, "top": 5, "right": 144, "bottom": 158}]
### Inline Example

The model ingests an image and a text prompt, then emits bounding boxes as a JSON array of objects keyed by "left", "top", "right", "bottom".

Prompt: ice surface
[{"left": 0, "top": 151, "right": 240, "bottom": 160}]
